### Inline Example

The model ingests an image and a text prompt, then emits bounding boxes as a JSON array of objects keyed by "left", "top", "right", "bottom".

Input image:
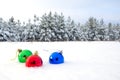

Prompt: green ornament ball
[{"left": 18, "top": 49, "right": 32, "bottom": 63}]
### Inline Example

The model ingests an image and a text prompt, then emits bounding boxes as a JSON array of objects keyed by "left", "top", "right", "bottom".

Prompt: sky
[{"left": 0, "top": 0, "right": 120, "bottom": 23}]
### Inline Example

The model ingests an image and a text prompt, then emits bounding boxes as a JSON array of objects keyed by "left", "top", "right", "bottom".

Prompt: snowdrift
[{"left": 0, "top": 42, "right": 120, "bottom": 80}]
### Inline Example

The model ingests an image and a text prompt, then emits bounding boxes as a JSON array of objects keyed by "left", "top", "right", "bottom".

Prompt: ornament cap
[
  {"left": 34, "top": 51, "right": 38, "bottom": 55},
  {"left": 59, "top": 50, "right": 63, "bottom": 54},
  {"left": 17, "top": 49, "right": 22, "bottom": 53}
]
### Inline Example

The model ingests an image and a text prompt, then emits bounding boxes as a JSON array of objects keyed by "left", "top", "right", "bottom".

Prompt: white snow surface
[{"left": 0, "top": 42, "right": 120, "bottom": 80}]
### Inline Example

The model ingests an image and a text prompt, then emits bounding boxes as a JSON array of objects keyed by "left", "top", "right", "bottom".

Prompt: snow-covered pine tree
[
  {"left": 107, "top": 22, "right": 116, "bottom": 41},
  {"left": 96, "top": 19, "right": 106, "bottom": 41},
  {"left": 65, "top": 16, "right": 80, "bottom": 41},
  {"left": 85, "top": 17, "right": 99, "bottom": 41},
  {"left": 53, "top": 12, "right": 69, "bottom": 41},
  {"left": 76, "top": 23, "right": 88, "bottom": 41},
  {"left": 39, "top": 12, "right": 69, "bottom": 41},
  {"left": 115, "top": 23, "right": 120, "bottom": 41},
  {"left": 22, "top": 15, "right": 41, "bottom": 41},
  {"left": 39, "top": 12, "right": 53, "bottom": 41},
  {"left": 0, "top": 17, "right": 20, "bottom": 41}
]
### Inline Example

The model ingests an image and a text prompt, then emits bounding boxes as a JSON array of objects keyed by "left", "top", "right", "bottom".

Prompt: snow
[{"left": 0, "top": 42, "right": 120, "bottom": 80}]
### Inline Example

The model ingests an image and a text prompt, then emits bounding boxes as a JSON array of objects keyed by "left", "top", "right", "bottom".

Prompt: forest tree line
[{"left": 0, "top": 12, "right": 120, "bottom": 41}]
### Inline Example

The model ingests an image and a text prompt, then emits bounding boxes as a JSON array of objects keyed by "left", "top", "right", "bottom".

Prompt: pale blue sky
[{"left": 0, "top": 0, "right": 120, "bottom": 23}]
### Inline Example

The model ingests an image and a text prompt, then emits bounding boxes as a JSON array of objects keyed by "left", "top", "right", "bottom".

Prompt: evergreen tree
[
  {"left": 107, "top": 22, "right": 116, "bottom": 41},
  {"left": 39, "top": 12, "right": 69, "bottom": 41},
  {"left": 85, "top": 17, "right": 99, "bottom": 41},
  {"left": 96, "top": 19, "right": 106, "bottom": 41}
]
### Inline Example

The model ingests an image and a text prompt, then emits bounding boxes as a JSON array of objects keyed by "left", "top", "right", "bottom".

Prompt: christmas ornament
[
  {"left": 49, "top": 51, "right": 64, "bottom": 64},
  {"left": 26, "top": 51, "right": 43, "bottom": 67},
  {"left": 18, "top": 49, "right": 32, "bottom": 63}
]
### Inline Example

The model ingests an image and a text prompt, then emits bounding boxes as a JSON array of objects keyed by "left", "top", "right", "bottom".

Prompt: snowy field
[{"left": 0, "top": 42, "right": 120, "bottom": 80}]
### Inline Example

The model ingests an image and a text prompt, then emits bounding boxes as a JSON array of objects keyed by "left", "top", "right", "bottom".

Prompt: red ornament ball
[{"left": 26, "top": 52, "right": 43, "bottom": 67}]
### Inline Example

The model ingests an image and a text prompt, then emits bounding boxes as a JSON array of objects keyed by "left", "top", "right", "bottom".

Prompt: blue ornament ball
[{"left": 49, "top": 51, "right": 64, "bottom": 64}]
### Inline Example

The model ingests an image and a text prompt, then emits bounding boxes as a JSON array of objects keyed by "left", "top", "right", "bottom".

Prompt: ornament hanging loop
[
  {"left": 43, "top": 49, "right": 63, "bottom": 54},
  {"left": 11, "top": 49, "right": 22, "bottom": 61}
]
